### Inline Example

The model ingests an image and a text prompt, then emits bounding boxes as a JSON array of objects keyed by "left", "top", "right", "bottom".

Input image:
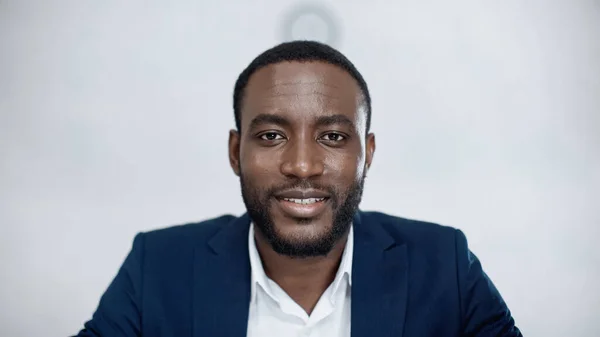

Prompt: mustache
[{"left": 265, "top": 180, "right": 338, "bottom": 199}]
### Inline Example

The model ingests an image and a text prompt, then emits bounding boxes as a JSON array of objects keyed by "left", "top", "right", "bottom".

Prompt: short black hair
[{"left": 233, "top": 40, "right": 371, "bottom": 133}]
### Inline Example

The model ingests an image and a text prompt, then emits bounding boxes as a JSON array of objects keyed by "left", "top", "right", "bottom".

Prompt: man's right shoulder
[{"left": 137, "top": 214, "right": 238, "bottom": 253}]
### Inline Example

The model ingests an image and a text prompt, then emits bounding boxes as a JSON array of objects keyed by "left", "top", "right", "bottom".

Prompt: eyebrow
[
  {"left": 248, "top": 113, "right": 357, "bottom": 132},
  {"left": 248, "top": 114, "right": 291, "bottom": 131},
  {"left": 314, "top": 114, "right": 355, "bottom": 130}
]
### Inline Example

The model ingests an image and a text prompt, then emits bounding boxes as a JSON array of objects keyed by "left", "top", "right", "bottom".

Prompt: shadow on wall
[{"left": 280, "top": 3, "right": 341, "bottom": 47}]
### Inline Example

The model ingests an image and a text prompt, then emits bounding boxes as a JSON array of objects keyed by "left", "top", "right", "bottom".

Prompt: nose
[{"left": 280, "top": 138, "right": 325, "bottom": 179}]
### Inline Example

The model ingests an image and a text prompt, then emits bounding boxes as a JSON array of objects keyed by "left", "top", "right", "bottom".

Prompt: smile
[
  {"left": 275, "top": 197, "right": 329, "bottom": 218},
  {"left": 281, "top": 197, "right": 326, "bottom": 205}
]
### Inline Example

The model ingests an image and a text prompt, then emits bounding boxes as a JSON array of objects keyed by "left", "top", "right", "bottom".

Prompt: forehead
[{"left": 241, "top": 61, "right": 365, "bottom": 128}]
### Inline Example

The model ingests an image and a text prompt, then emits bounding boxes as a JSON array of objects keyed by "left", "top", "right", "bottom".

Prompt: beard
[{"left": 240, "top": 172, "right": 365, "bottom": 258}]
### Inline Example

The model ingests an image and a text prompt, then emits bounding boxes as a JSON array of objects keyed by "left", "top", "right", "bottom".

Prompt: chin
[
  {"left": 253, "top": 208, "right": 344, "bottom": 257},
  {"left": 274, "top": 219, "right": 330, "bottom": 240},
  {"left": 269, "top": 233, "right": 336, "bottom": 258}
]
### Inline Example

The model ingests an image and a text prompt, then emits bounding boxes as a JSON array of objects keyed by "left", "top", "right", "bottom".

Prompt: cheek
[
  {"left": 325, "top": 151, "right": 364, "bottom": 183},
  {"left": 354, "top": 164, "right": 366, "bottom": 181},
  {"left": 240, "top": 148, "right": 280, "bottom": 181},
  {"left": 352, "top": 146, "right": 367, "bottom": 180}
]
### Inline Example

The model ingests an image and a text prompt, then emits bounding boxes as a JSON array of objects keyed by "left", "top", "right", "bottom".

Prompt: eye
[
  {"left": 259, "top": 132, "right": 285, "bottom": 141},
  {"left": 320, "top": 133, "right": 346, "bottom": 142}
]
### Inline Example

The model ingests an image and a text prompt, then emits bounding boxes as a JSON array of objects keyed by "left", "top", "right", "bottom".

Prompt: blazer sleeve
[
  {"left": 455, "top": 229, "right": 523, "bottom": 337},
  {"left": 73, "top": 233, "right": 145, "bottom": 337}
]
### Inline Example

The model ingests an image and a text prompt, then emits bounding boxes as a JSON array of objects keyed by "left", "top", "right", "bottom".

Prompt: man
[{"left": 75, "top": 41, "right": 522, "bottom": 337}]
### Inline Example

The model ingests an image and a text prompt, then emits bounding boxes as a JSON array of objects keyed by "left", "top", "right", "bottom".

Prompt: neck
[{"left": 254, "top": 229, "right": 349, "bottom": 314}]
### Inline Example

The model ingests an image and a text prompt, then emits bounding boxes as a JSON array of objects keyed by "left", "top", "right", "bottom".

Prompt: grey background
[{"left": 1, "top": 0, "right": 599, "bottom": 336}]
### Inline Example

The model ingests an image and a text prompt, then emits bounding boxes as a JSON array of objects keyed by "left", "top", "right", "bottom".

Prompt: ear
[
  {"left": 365, "top": 132, "right": 375, "bottom": 171},
  {"left": 228, "top": 129, "right": 241, "bottom": 176}
]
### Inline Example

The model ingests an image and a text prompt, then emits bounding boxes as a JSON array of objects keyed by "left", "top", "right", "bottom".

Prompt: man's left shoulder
[{"left": 360, "top": 211, "right": 459, "bottom": 251}]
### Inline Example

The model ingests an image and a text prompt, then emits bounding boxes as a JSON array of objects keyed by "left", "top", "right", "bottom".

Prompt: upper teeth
[{"left": 283, "top": 198, "right": 325, "bottom": 204}]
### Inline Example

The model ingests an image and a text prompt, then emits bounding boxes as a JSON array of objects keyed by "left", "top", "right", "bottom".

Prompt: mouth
[{"left": 274, "top": 196, "right": 330, "bottom": 218}]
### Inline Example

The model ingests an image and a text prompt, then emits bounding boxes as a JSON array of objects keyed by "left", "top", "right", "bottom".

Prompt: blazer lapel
[
  {"left": 193, "top": 214, "right": 252, "bottom": 337},
  {"left": 351, "top": 211, "right": 409, "bottom": 337}
]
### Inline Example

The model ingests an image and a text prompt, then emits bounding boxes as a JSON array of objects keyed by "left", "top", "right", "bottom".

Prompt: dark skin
[{"left": 228, "top": 61, "right": 375, "bottom": 314}]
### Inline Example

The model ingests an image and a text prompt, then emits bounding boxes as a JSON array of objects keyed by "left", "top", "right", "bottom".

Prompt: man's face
[{"left": 229, "top": 61, "right": 375, "bottom": 258}]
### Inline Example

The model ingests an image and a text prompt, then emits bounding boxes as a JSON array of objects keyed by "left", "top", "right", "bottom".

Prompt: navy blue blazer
[{"left": 75, "top": 211, "right": 522, "bottom": 337}]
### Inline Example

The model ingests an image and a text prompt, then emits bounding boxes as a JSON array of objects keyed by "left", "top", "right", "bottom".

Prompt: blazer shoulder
[
  {"left": 361, "top": 211, "right": 459, "bottom": 249},
  {"left": 140, "top": 214, "right": 237, "bottom": 251}
]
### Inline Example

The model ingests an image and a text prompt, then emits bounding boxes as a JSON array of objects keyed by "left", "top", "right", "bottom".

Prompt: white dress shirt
[{"left": 246, "top": 223, "right": 353, "bottom": 337}]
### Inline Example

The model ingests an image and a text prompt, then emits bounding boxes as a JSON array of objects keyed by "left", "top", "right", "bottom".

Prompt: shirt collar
[
  {"left": 330, "top": 223, "right": 353, "bottom": 301},
  {"left": 248, "top": 223, "right": 354, "bottom": 303},
  {"left": 248, "top": 223, "right": 276, "bottom": 302}
]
